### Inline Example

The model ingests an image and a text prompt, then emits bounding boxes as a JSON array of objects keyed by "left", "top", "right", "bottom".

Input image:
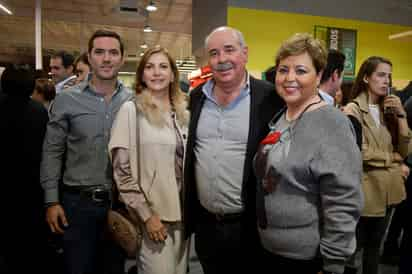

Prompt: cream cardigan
[{"left": 109, "top": 91, "right": 189, "bottom": 222}]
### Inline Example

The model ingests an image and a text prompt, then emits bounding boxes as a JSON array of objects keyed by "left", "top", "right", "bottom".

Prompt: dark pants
[
  {"left": 194, "top": 207, "right": 263, "bottom": 274},
  {"left": 356, "top": 216, "right": 386, "bottom": 274},
  {"left": 0, "top": 208, "right": 53, "bottom": 274},
  {"left": 384, "top": 202, "right": 405, "bottom": 254},
  {"left": 260, "top": 248, "right": 321, "bottom": 274},
  {"left": 62, "top": 192, "right": 125, "bottom": 274}
]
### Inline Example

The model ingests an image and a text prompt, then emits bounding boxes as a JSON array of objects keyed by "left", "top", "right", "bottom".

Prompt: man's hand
[
  {"left": 46, "top": 204, "right": 68, "bottom": 234},
  {"left": 145, "top": 214, "right": 167, "bottom": 243}
]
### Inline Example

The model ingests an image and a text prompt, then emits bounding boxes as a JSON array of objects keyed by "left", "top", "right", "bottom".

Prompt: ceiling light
[
  {"left": 140, "top": 43, "right": 148, "bottom": 49},
  {"left": 143, "top": 25, "right": 152, "bottom": 32},
  {"left": 0, "top": 3, "right": 13, "bottom": 15},
  {"left": 146, "top": 1, "right": 157, "bottom": 12}
]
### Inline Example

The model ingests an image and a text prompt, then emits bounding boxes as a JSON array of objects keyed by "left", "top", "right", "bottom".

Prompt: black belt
[
  {"left": 62, "top": 184, "right": 111, "bottom": 203},
  {"left": 201, "top": 206, "right": 243, "bottom": 222}
]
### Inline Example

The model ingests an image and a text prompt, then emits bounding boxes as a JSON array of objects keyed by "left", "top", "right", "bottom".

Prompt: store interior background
[{"left": 0, "top": 0, "right": 411, "bottom": 89}]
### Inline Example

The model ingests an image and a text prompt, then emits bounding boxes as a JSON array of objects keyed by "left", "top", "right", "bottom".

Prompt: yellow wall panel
[{"left": 228, "top": 7, "right": 412, "bottom": 84}]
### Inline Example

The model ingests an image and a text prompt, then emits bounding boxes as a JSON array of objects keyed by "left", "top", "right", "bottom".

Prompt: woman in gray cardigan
[{"left": 254, "top": 33, "right": 363, "bottom": 274}]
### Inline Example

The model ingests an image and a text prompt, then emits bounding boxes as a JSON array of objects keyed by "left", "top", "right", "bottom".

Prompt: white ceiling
[{"left": 0, "top": 0, "right": 193, "bottom": 67}]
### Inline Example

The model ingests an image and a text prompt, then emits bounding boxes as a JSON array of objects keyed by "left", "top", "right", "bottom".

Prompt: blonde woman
[{"left": 109, "top": 46, "right": 189, "bottom": 274}]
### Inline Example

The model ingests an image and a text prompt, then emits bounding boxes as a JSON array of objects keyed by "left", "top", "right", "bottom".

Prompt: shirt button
[
  {"left": 106, "top": 115, "right": 109, "bottom": 119},
  {"left": 100, "top": 98, "right": 104, "bottom": 102}
]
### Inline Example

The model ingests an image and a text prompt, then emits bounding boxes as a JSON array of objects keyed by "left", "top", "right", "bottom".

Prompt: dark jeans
[
  {"left": 194, "top": 207, "right": 263, "bottom": 274},
  {"left": 261, "top": 248, "right": 321, "bottom": 274},
  {"left": 62, "top": 192, "right": 125, "bottom": 274},
  {"left": 356, "top": 216, "right": 386, "bottom": 274}
]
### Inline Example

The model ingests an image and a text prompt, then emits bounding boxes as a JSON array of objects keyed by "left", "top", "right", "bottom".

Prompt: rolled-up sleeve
[{"left": 40, "top": 95, "right": 68, "bottom": 204}]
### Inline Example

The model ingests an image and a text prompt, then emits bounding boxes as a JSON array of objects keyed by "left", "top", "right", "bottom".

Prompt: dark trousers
[
  {"left": 62, "top": 192, "right": 125, "bottom": 274},
  {"left": 0, "top": 210, "right": 53, "bottom": 274},
  {"left": 356, "top": 216, "right": 386, "bottom": 274},
  {"left": 194, "top": 207, "right": 263, "bottom": 274},
  {"left": 260, "top": 248, "right": 321, "bottom": 274},
  {"left": 384, "top": 202, "right": 406, "bottom": 254}
]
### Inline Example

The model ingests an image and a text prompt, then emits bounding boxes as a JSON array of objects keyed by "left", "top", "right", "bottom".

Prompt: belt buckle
[{"left": 91, "top": 188, "right": 106, "bottom": 203}]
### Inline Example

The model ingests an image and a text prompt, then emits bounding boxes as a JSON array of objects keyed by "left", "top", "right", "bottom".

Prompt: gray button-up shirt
[
  {"left": 194, "top": 76, "right": 250, "bottom": 215},
  {"left": 40, "top": 78, "right": 132, "bottom": 203}
]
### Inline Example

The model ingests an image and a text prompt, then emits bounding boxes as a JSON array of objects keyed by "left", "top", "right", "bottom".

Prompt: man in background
[
  {"left": 319, "top": 49, "right": 346, "bottom": 105},
  {"left": 49, "top": 50, "right": 76, "bottom": 93}
]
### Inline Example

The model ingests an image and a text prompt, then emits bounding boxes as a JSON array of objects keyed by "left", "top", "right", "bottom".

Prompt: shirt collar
[
  {"left": 202, "top": 71, "right": 251, "bottom": 101},
  {"left": 318, "top": 89, "right": 335, "bottom": 105},
  {"left": 83, "top": 73, "right": 123, "bottom": 97},
  {"left": 55, "top": 75, "right": 76, "bottom": 91}
]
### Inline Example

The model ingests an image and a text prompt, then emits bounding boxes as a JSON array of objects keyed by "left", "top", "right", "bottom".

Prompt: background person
[
  {"left": 254, "top": 33, "right": 363, "bottom": 274},
  {"left": 345, "top": 56, "right": 412, "bottom": 274},
  {"left": 0, "top": 64, "right": 50, "bottom": 274},
  {"left": 49, "top": 50, "right": 76, "bottom": 93},
  {"left": 318, "top": 49, "right": 346, "bottom": 105},
  {"left": 109, "top": 46, "right": 190, "bottom": 274},
  {"left": 31, "top": 78, "right": 56, "bottom": 114},
  {"left": 74, "top": 52, "right": 91, "bottom": 84}
]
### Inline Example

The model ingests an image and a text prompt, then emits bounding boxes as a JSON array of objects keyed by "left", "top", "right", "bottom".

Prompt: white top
[
  {"left": 369, "top": 104, "right": 381, "bottom": 127},
  {"left": 55, "top": 75, "right": 77, "bottom": 94}
]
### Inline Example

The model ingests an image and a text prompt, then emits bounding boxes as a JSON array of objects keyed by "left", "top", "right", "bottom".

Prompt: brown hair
[
  {"left": 350, "top": 56, "right": 392, "bottom": 101},
  {"left": 135, "top": 46, "right": 184, "bottom": 110},
  {"left": 88, "top": 29, "right": 124, "bottom": 56},
  {"left": 34, "top": 78, "right": 56, "bottom": 101},
  {"left": 275, "top": 33, "right": 327, "bottom": 74},
  {"left": 74, "top": 52, "right": 90, "bottom": 68}
]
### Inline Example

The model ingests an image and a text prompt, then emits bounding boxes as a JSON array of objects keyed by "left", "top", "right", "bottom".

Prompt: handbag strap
[{"left": 134, "top": 99, "right": 153, "bottom": 207}]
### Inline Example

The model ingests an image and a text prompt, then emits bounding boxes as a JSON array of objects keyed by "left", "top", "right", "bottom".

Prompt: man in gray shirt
[
  {"left": 183, "top": 26, "right": 284, "bottom": 274},
  {"left": 41, "top": 30, "right": 132, "bottom": 274}
]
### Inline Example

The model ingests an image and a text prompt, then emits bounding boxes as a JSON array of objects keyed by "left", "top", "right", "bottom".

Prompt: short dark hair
[
  {"left": 88, "top": 30, "right": 124, "bottom": 56},
  {"left": 51, "top": 50, "right": 75, "bottom": 69},
  {"left": 320, "top": 49, "right": 346, "bottom": 84},
  {"left": 264, "top": 66, "right": 277, "bottom": 84}
]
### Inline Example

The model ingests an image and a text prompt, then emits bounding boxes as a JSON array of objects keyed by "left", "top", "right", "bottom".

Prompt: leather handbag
[
  {"left": 107, "top": 208, "right": 141, "bottom": 258},
  {"left": 107, "top": 99, "right": 150, "bottom": 258}
]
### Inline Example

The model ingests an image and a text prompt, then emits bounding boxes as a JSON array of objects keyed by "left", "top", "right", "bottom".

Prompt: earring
[{"left": 364, "top": 79, "right": 368, "bottom": 83}]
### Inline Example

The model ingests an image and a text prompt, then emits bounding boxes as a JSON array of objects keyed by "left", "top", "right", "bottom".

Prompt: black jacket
[{"left": 183, "top": 76, "right": 284, "bottom": 238}]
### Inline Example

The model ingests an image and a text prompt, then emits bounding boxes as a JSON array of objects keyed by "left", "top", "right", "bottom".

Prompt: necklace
[
  {"left": 286, "top": 97, "right": 323, "bottom": 122},
  {"left": 269, "top": 96, "right": 323, "bottom": 131}
]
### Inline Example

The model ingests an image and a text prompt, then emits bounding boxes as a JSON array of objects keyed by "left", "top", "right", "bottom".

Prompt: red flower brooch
[{"left": 260, "top": 131, "right": 281, "bottom": 145}]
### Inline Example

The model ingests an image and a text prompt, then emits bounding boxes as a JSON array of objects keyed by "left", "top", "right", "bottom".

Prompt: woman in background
[
  {"left": 73, "top": 52, "right": 90, "bottom": 84},
  {"left": 254, "top": 33, "right": 363, "bottom": 274},
  {"left": 345, "top": 56, "right": 412, "bottom": 274},
  {"left": 109, "top": 46, "right": 189, "bottom": 274},
  {"left": 31, "top": 78, "right": 56, "bottom": 114}
]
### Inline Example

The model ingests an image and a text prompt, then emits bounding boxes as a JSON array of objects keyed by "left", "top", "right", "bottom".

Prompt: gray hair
[{"left": 204, "top": 26, "right": 246, "bottom": 49}]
